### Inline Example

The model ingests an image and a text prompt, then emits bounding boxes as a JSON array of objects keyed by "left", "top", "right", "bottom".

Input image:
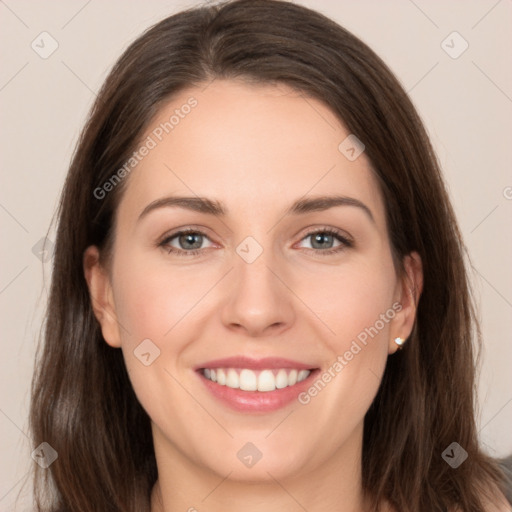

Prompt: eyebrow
[{"left": 137, "top": 194, "right": 375, "bottom": 224}]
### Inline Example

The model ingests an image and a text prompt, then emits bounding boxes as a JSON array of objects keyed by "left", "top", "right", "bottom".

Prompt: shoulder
[
  {"left": 479, "top": 485, "right": 512, "bottom": 512},
  {"left": 487, "top": 456, "right": 512, "bottom": 512},
  {"left": 449, "top": 492, "right": 511, "bottom": 512},
  {"left": 472, "top": 457, "right": 512, "bottom": 512}
]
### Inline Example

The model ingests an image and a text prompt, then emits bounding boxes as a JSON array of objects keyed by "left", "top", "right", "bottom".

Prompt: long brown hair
[{"left": 29, "top": 1, "right": 507, "bottom": 510}]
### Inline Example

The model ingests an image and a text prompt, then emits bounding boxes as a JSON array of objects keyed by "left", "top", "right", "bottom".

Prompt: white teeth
[
  {"left": 275, "top": 369, "right": 288, "bottom": 389},
  {"left": 226, "top": 368, "right": 239, "bottom": 388},
  {"left": 257, "top": 370, "right": 275, "bottom": 392},
  {"left": 216, "top": 368, "right": 226, "bottom": 385},
  {"left": 239, "top": 369, "right": 258, "bottom": 391},
  {"left": 202, "top": 367, "right": 311, "bottom": 392},
  {"left": 298, "top": 370, "right": 309, "bottom": 382}
]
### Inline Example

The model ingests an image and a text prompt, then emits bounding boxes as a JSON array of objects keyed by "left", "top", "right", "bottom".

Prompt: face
[{"left": 84, "top": 79, "right": 422, "bottom": 484}]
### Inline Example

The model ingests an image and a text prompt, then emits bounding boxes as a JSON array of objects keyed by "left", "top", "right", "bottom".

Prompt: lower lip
[{"left": 196, "top": 369, "right": 319, "bottom": 413}]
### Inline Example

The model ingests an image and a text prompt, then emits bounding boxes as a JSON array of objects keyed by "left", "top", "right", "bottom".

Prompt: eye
[
  {"left": 158, "top": 227, "right": 353, "bottom": 258},
  {"left": 296, "top": 228, "right": 353, "bottom": 256},
  {"left": 159, "top": 229, "right": 214, "bottom": 257}
]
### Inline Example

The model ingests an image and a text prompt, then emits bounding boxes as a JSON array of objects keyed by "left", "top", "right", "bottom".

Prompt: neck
[{"left": 150, "top": 423, "right": 372, "bottom": 512}]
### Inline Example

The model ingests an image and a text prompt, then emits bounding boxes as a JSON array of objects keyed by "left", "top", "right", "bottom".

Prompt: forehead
[{"left": 117, "top": 79, "right": 386, "bottom": 228}]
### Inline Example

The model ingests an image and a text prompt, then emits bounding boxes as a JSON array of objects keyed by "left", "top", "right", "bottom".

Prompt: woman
[{"left": 29, "top": 0, "right": 511, "bottom": 510}]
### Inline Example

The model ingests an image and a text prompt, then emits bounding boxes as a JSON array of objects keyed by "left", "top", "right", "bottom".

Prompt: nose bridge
[
  {"left": 220, "top": 234, "right": 294, "bottom": 335},
  {"left": 236, "top": 241, "right": 274, "bottom": 292},
  {"left": 234, "top": 235, "right": 281, "bottom": 308}
]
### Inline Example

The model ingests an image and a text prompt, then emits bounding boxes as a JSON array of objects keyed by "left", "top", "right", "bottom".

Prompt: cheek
[
  {"left": 110, "top": 251, "right": 222, "bottom": 410},
  {"left": 112, "top": 251, "right": 211, "bottom": 345},
  {"left": 304, "top": 254, "right": 397, "bottom": 354},
  {"left": 295, "top": 261, "right": 396, "bottom": 447},
  {"left": 110, "top": 253, "right": 203, "bottom": 431}
]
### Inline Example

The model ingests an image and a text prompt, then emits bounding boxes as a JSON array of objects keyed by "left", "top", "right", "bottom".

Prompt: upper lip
[{"left": 195, "top": 356, "right": 317, "bottom": 371}]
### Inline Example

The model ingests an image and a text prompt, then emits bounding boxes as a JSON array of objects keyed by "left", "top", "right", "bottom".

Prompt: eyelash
[{"left": 158, "top": 227, "right": 353, "bottom": 258}]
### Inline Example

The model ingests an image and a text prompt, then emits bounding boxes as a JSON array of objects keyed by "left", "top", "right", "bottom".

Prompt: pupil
[
  {"left": 312, "top": 233, "right": 332, "bottom": 249},
  {"left": 180, "top": 233, "right": 201, "bottom": 249}
]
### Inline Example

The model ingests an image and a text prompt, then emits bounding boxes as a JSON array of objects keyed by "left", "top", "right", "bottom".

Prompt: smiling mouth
[{"left": 200, "top": 367, "right": 313, "bottom": 392}]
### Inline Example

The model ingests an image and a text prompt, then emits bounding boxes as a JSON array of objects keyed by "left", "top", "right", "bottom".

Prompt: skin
[{"left": 84, "top": 79, "right": 424, "bottom": 512}]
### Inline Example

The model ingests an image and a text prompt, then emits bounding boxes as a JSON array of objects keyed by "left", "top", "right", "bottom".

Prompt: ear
[
  {"left": 388, "top": 251, "right": 423, "bottom": 354},
  {"left": 83, "top": 245, "right": 122, "bottom": 348}
]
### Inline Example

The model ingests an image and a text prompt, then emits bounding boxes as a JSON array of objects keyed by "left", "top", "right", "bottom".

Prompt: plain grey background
[{"left": 1, "top": 1, "right": 511, "bottom": 509}]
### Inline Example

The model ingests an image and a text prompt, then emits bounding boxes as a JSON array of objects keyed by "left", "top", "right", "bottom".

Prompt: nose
[{"left": 220, "top": 248, "right": 295, "bottom": 338}]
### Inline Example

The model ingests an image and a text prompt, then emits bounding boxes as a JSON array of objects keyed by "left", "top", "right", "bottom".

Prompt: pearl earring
[{"left": 394, "top": 337, "right": 405, "bottom": 349}]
